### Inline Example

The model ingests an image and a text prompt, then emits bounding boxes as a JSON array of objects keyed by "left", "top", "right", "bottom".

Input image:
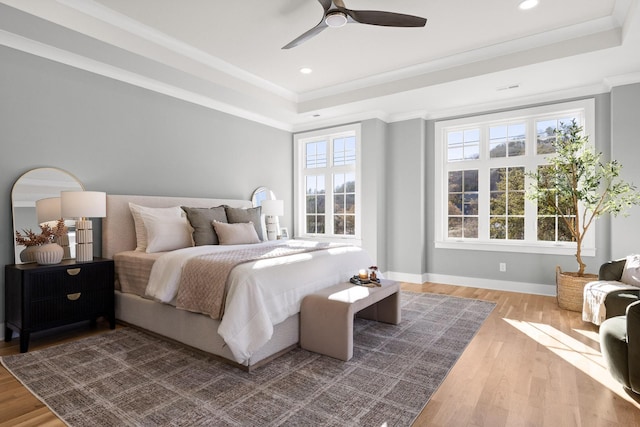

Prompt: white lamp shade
[
  {"left": 61, "top": 191, "right": 106, "bottom": 219},
  {"left": 36, "top": 197, "right": 61, "bottom": 224},
  {"left": 261, "top": 199, "right": 284, "bottom": 216}
]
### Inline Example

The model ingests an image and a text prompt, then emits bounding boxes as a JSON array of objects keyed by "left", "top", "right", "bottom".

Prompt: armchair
[
  {"left": 600, "top": 260, "right": 640, "bottom": 319},
  {"left": 599, "top": 300, "right": 640, "bottom": 395}
]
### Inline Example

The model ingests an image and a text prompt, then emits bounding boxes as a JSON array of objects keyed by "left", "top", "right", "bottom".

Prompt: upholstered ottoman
[{"left": 300, "top": 279, "right": 400, "bottom": 361}]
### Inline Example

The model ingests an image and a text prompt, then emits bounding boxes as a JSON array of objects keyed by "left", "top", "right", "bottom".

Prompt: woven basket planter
[{"left": 556, "top": 266, "right": 598, "bottom": 312}]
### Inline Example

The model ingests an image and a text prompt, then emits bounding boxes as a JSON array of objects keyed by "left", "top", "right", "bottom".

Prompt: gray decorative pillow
[
  {"left": 224, "top": 206, "right": 263, "bottom": 241},
  {"left": 181, "top": 206, "right": 228, "bottom": 245}
]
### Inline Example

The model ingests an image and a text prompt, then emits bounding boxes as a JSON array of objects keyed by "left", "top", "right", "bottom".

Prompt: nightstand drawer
[
  {"left": 28, "top": 265, "right": 111, "bottom": 300},
  {"left": 29, "top": 290, "right": 111, "bottom": 325}
]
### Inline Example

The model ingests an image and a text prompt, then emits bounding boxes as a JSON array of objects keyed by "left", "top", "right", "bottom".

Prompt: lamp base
[
  {"left": 75, "top": 219, "right": 93, "bottom": 262},
  {"left": 265, "top": 216, "right": 279, "bottom": 241}
]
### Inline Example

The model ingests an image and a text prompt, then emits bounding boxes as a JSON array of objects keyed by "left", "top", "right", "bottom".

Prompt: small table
[{"left": 300, "top": 279, "right": 400, "bottom": 361}]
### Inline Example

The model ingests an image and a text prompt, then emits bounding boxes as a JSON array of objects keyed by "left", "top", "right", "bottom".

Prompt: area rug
[{"left": 2, "top": 291, "right": 495, "bottom": 426}]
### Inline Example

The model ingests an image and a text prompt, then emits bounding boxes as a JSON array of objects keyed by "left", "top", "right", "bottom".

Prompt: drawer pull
[
  {"left": 66, "top": 268, "right": 81, "bottom": 276},
  {"left": 67, "top": 292, "right": 81, "bottom": 301}
]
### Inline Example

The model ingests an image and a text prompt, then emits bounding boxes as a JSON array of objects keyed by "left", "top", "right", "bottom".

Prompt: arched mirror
[
  {"left": 251, "top": 186, "right": 275, "bottom": 207},
  {"left": 11, "top": 167, "right": 84, "bottom": 263}
]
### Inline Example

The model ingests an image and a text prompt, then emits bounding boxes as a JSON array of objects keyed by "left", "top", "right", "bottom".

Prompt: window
[
  {"left": 294, "top": 124, "right": 361, "bottom": 240},
  {"left": 435, "top": 99, "right": 595, "bottom": 255}
]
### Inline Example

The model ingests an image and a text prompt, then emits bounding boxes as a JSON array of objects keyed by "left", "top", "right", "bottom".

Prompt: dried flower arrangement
[{"left": 15, "top": 219, "right": 66, "bottom": 247}]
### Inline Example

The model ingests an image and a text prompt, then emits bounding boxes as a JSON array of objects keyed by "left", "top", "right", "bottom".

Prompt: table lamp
[
  {"left": 61, "top": 191, "right": 106, "bottom": 262},
  {"left": 261, "top": 199, "right": 284, "bottom": 241}
]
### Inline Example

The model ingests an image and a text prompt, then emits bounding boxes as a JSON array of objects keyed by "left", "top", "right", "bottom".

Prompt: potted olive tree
[{"left": 527, "top": 119, "right": 640, "bottom": 310}]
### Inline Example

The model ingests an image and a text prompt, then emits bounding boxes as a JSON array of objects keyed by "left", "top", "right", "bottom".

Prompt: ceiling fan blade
[
  {"left": 318, "top": 0, "right": 333, "bottom": 12},
  {"left": 346, "top": 10, "right": 427, "bottom": 27},
  {"left": 333, "top": 0, "right": 346, "bottom": 8},
  {"left": 282, "top": 20, "right": 328, "bottom": 49}
]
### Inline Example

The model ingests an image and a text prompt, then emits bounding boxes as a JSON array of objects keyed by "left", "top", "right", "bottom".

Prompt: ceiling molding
[
  {"left": 57, "top": 0, "right": 298, "bottom": 102},
  {"left": 603, "top": 71, "right": 640, "bottom": 89},
  {"left": 297, "top": 15, "right": 621, "bottom": 103},
  {"left": 1, "top": 0, "right": 638, "bottom": 134},
  {"left": 0, "top": 28, "right": 294, "bottom": 132}
]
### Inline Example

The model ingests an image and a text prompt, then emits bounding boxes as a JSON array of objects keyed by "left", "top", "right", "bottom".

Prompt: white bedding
[{"left": 145, "top": 240, "right": 373, "bottom": 363}]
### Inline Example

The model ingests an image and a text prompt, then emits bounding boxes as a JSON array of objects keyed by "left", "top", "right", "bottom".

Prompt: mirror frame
[
  {"left": 11, "top": 167, "right": 84, "bottom": 264},
  {"left": 251, "top": 186, "right": 276, "bottom": 207}
]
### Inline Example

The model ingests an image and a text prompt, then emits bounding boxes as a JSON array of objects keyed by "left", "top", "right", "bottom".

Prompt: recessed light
[
  {"left": 518, "top": 0, "right": 539, "bottom": 10},
  {"left": 300, "top": 67, "right": 313, "bottom": 74},
  {"left": 497, "top": 84, "right": 520, "bottom": 91}
]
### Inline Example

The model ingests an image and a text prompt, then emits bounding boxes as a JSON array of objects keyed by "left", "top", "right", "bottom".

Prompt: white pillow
[
  {"left": 621, "top": 254, "right": 640, "bottom": 286},
  {"left": 142, "top": 214, "right": 193, "bottom": 253},
  {"left": 212, "top": 221, "right": 260, "bottom": 245},
  {"left": 128, "top": 203, "right": 184, "bottom": 252}
]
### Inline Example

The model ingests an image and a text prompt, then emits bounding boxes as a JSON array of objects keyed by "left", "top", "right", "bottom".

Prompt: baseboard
[
  {"left": 0, "top": 322, "right": 4, "bottom": 341},
  {"left": 384, "top": 271, "right": 556, "bottom": 296}
]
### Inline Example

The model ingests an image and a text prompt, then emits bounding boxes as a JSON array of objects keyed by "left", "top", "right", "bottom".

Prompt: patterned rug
[{"left": 1, "top": 291, "right": 495, "bottom": 426}]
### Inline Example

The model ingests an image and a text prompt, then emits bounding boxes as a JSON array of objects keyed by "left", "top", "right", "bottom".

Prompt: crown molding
[
  {"left": 57, "top": 0, "right": 298, "bottom": 102},
  {"left": 0, "top": 29, "right": 294, "bottom": 132}
]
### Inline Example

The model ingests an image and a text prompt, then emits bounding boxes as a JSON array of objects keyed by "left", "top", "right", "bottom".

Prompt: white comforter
[{"left": 145, "top": 240, "right": 374, "bottom": 363}]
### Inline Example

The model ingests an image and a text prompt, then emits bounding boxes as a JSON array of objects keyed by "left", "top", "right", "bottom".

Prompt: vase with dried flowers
[{"left": 15, "top": 219, "right": 66, "bottom": 264}]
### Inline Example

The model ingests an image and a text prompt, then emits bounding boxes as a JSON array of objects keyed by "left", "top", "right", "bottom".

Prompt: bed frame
[{"left": 102, "top": 194, "right": 299, "bottom": 370}]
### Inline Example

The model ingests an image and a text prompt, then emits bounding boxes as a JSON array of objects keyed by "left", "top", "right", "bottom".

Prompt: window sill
[
  {"left": 434, "top": 240, "right": 595, "bottom": 256},
  {"left": 294, "top": 235, "right": 362, "bottom": 246}
]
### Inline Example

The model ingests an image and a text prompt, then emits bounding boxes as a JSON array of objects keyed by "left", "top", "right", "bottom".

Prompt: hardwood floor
[{"left": 1, "top": 284, "right": 639, "bottom": 426}]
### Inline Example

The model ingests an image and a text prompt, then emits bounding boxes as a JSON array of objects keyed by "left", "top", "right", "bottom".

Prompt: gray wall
[
  {"left": 386, "top": 119, "right": 426, "bottom": 275},
  {"left": 611, "top": 83, "right": 640, "bottom": 259},
  {"left": 1, "top": 46, "right": 292, "bottom": 326},
  {"left": 360, "top": 119, "right": 389, "bottom": 270}
]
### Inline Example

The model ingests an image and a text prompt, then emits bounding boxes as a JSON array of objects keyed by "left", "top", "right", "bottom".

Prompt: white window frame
[
  {"left": 434, "top": 99, "right": 596, "bottom": 255},
  {"left": 294, "top": 124, "right": 362, "bottom": 242}
]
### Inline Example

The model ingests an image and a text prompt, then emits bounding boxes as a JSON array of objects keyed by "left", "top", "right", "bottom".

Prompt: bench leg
[
  {"left": 357, "top": 292, "right": 401, "bottom": 324},
  {"left": 300, "top": 297, "right": 354, "bottom": 361}
]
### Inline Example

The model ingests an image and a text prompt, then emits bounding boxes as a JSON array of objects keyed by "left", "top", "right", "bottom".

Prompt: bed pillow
[
  {"left": 128, "top": 203, "right": 184, "bottom": 252},
  {"left": 142, "top": 214, "right": 194, "bottom": 253},
  {"left": 212, "top": 221, "right": 260, "bottom": 245},
  {"left": 621, "top": 254, "right": 640, "bottom": 286},
  {"left": 224, "top": 206, "right": 263, "bottom": 241},
  {"left": 181, "top": 206, "right": 228, "bottom": 245}
]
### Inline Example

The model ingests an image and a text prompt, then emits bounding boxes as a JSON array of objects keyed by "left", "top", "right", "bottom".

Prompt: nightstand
[{"left": 4, "top": 258, "right": 115, "bottom": 352}]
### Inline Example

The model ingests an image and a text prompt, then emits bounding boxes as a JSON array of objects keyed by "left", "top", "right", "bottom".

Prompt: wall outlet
[{"left": 499, "top": 262, "right": 507, "bottom": 272}]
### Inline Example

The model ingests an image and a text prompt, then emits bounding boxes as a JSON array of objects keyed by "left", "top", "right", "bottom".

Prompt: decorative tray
[{"left": 350, "top": 276, "right": 381, "bottom": 287}]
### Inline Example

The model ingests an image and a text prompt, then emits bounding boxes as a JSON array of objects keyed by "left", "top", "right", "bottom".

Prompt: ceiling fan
[{"left": 282, "top": 0, "right": 427, "bottom": 49}]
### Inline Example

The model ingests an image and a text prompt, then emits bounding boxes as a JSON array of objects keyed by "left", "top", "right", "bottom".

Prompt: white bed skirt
[{"left": 114, "top": 291, "right": 299, "bottom": 369}]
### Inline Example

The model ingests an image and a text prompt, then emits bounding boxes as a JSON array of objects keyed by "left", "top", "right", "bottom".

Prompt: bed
[{"left": 102, "top": 194, "right": 373, "bottom": 370}]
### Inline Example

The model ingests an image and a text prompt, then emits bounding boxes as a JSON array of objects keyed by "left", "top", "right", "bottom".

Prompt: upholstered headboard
[{"left": 102, "top": 194, "right": 253, "bottom": 259}]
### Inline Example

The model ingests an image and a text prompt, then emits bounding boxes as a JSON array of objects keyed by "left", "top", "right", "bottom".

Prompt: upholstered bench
[{"left": 300, "top": 279, "right": 400, "bottom": 361}]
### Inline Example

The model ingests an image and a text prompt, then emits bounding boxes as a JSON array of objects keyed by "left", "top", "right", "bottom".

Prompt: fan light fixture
[
  {"left": 518, "top": 0, "right": 539, "bottom": 10},
  {"left": 325, "top": 11, "right": 347, "bottom": 27}
]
